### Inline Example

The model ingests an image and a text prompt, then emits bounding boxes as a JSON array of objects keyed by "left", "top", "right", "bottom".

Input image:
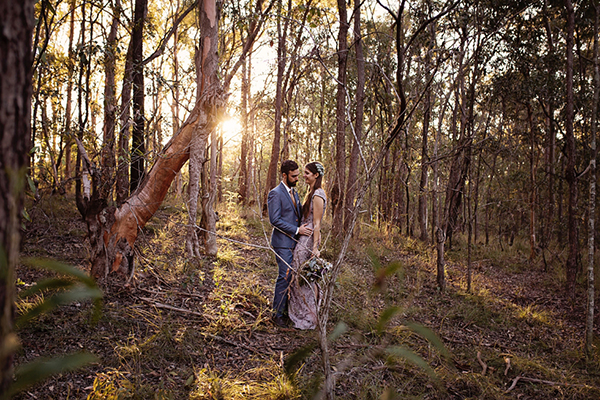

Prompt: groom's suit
[{"left": 268, "top": 182, "right": 302, "bottom": 318}]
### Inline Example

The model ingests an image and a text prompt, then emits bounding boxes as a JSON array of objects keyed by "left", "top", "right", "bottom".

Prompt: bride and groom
[{"left": 268, "top": 160, "right": 327, "bottom": 330}]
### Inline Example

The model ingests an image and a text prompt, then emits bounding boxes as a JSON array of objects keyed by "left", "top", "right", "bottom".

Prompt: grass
[{"left": 12, "top": 192, "right": 600, "bottom": 399}]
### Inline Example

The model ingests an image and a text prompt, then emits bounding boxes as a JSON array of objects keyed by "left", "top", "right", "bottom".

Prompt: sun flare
[{"left": 221, "top": 117, "right": 242, "bottom": 146}]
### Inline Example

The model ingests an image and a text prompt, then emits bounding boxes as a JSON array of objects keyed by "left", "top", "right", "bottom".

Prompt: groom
[{"left": 268, "top": 160, "right": 312, "bottom": 327}]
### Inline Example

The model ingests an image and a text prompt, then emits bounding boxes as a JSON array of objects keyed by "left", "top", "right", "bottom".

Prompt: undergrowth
[{"left": 13, "top": 192, "right": 600, "bottom": 399}]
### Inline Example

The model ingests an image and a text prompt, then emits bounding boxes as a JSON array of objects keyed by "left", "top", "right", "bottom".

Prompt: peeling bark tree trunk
[
  {"left": 344, "top": 0, "right": 365, "bottom": 232},
  {"left": 130, "top": 0, "right": 147, "bottom": 193},
  {"left": 564, "top": 0, "right": 578, "bottom": 297},
  {"left": 0, "top": 0, "right": 33, "bottom": 391},
  {"left": 89, "top": 0, "right": 224, "bottom": 279},
  {"left": 331, "top": 0, "right": 349, "bottom": 240},
  {"left": 263, "top": 0, "right": 290, "bottom": 214},
  {"left": 64, "top": 0, "right": 76, "bottom": 189},
  {"left": 100, "top": 0, "right": 120, "bottom": 201},
  {"left": 418, "top": 22, "right": 435, "bottom": 243},
  {"left": 586, "top": 3, "right": 599, "bottom": 358},
  {"left": 187, "top": 0, "right": 222, "bottom": 259}
]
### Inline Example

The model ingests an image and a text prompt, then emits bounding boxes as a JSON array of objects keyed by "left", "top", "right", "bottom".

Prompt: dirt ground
[{"left": 12, "top": 193, "right": 600, "bottom": 399}]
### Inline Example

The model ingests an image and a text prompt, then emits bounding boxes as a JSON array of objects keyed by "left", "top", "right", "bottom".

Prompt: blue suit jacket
[{"left": 268, "top": 182, "right": 302, "bottom": 248}]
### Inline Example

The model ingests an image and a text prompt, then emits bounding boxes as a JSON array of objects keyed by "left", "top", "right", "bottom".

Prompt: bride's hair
[{"left": 302, "top": 162, "right": 324, "bottom": 219}]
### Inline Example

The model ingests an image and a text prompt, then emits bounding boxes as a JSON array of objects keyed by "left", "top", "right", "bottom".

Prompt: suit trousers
[{"left": 272, "top": 247, "right": 294, "bottom": 318}]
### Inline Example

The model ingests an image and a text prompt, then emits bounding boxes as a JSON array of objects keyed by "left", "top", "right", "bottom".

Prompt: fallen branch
[
  {"left": 477, "top": 351, "right": 487, "bottom": 375},
  {"left": 139, "top": 297, "right": 213, "bottom": 320},
  {"left": 203, "top": 333, "right": 272, "bottom": 356},
  {"left": 504, "top": 357, "right": 511, "bottom": 376},
  {"left": 139, "top": 287, "right": 205, "bottom": 299},
  {"left": 506, "top": 375, "right": 588, "bottom": 393}
]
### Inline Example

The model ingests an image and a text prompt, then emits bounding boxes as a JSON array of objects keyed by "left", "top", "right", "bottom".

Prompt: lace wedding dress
[{"left": 288, "top": 188, "right": 327, "bottom": 330}]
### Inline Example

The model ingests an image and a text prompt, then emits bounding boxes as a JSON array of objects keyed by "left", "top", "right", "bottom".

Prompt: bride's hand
[{"left": 312, "top": 249, "right": 320, "bottom": 258}]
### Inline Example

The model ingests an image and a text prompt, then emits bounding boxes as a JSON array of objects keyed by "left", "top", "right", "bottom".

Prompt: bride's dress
[{"left": 288, "top": 188, "right": 327, "bottom": 330}]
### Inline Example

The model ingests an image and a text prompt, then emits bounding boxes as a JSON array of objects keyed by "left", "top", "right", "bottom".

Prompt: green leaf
[
  {"left": 405, "top": 322, "right": 450, "bottom": 360},
  {"left": 376, "top": 306, "right": 400, "bottom": 333},
  {"left": 22, "top": 258, "right": 97, "bottom": 287},
  {"left": 18, "top": 277, "right": 73, "bottom": 298},
  {"left": 9, "top": 352, "right": 98, "bottom": 396},
  {"left": 17, "top": 285, "right": 103, "bottom": 326},
  {"left": 328, "top": 321, "right": 348, "bottom": 342},
  {"left": 284, "top": 341, "right": 316, "bottom": 376},
  {"left": 385, "top": 346, "right": 437, "bottom": 380}
]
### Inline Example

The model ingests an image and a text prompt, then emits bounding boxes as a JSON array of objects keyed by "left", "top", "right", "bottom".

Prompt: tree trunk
[
  {"left": 263, "top": 0, "right": 290, "bottom": 214},
  {"left": 239, "top": 57, "right": 249, "bottom": 204},
  {"left": 116, "top": 38, "right": 134, "bottom": 205},
  {"left": 130, "top": 0, "right": 147, "bottom": 193},
  {"left": 0, "top": 0, "right": 33, "bottom": 391},
  {"left": 344, "top": 0, "right": 365, "bottom": 232},
  {"left": 64, "top": 0, "right": 76, "bottom": 190},
  {"left": 527, "top": 104, "right": 537, "bottom": 261},
  {"left": 331, "top": 0, "right": 349, "bottom": 241},
  {"left": 100, "top": 0, "right": 120, "bottom": 201},
  {"left": 564, "top": 0, "right": 578, "bottom": 297},
  {"left": 542, "top": 0, "right": 556, "bottom": 248},
  {"left": 586, "top": 2, "right": 599, "bottom": 358},
  {"left": 418, "top": 23, "right": 434, "bottom": 243},
  {"left": 75, "top": 1, "right": 92, "bottom": 217},
  {"left": 90, "top": 0, "right": 224, "bottom": 278},
  {"left": 186, "top": 0, "right": 222, "bottom": 259}
]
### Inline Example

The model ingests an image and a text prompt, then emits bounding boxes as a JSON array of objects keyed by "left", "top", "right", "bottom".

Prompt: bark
[
  {"left": 116, "top": 38, "right": 134, "bottom": 205},
  {"left": 344, "top": 0, "right": 365, "bottom": 231},
  {"left": 100, "top": 0, "right": 120, "bottom": 201},
  {"left": 75, "top": 1, "right": 92, "bottom": 217},
  {"left": 0, "top": 0, "right": 33, "bottom": 392},
  {"left": 527, "top": 104, "right": 537, "bottom": 261},
  {"left": 187, "top": 0, "right": 222, "bottom": 259},
  {"left": 64, "top": 0, "right": 76, "bottom": 189},
  {"left": 89, "top": 0, "right": 224, "bottom": 278},
  {"left": 263, "top": 0, "right": 290, "bottom": 214},
  {"left": 331, "top": 0, "right": 349, "bottom": 241},
  {"left": 564, "top": 0, "right": 578, "bottom": 297},
  {"left": 586, "top": 3, "right": 599, "bottom": 358},
  {"left": 130, "top": 0, "right": 147, "bottom": 193},
  {"left": 542, "top": 0, "right": 556, "bottom": 247},
  {"left": 239, "top": 57, "right": 249, "bottom": 203},
  {"left": 172, "top": 11, "right": 183, "bottom": 199},
  {"left": 418, "top": 22, "right": 435, "bottom": 243}
]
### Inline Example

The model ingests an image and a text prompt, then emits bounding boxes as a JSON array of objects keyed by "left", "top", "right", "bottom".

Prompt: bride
[{"left": 288, "top": 162, "right": 327, "bottom": 330}]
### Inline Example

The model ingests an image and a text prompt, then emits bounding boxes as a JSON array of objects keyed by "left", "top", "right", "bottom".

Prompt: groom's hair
[{"left": 281, "top": 160, "right": 299, "bottom": 175}]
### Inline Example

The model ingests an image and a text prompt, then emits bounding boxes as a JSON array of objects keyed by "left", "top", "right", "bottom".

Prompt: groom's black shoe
[{"left": 272, "top": 315, "right": 289, "bottom": 328}]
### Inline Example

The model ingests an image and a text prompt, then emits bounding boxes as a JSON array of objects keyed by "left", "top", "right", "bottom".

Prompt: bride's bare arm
[{"left": 312, "top": 196, "right": 324, "bottom": 257}]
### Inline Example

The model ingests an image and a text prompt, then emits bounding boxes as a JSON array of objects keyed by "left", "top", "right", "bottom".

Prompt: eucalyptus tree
[
  {"left": 0, "top": 0, "right": 34, "bottom": 391},
  {"left": 314, "top": 1, "right": 459, "bottom": 396},
  {"left": 564, "top": 0, "right": 578, "bottom": 296},
  {"left": 343, "top": 0, "right": 366, "bottom": 233},
  {"left": 330, "top": 0, "right": 349, "bottom": 240}
]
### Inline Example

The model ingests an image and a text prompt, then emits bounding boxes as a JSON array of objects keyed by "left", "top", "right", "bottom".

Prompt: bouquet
[{"left": 299, "top": 257, "right": 332, "bottom": 285}]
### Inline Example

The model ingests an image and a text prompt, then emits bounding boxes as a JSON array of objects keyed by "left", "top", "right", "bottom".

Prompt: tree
[
  {"left": 344, "top": 0, "right": 366, "bottom": 232},
  {"left": 564, "top": 0, "right": 578, "bottom": 296},
  {"left": 0, "top": 0, "right": 34, "bottom": 391},
  {"left": 586, "top": 1, "right": 599, "bottom": 359},
  {"left": 330, "top": 0, "right": 349, "bottom": 240},
  {"left": 130, "top": 0, "right": 148, "bottom": 193}
]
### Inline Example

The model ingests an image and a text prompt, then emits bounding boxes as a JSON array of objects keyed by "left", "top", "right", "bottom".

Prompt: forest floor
[{"left": 12, "top": 192, "right": 600, "bottom": 399}]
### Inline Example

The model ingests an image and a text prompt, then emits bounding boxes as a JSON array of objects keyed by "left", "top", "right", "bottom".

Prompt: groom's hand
[{"left": 298, "top": 224, "right": 313, "bottom": 236}]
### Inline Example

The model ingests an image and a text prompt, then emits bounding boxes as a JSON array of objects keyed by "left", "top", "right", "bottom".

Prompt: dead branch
[
  {"left": 139, "top": 287, "right": 205, "bottom": 299},
  {"left": 476, "top": 351, "right": 487, "bottom": 375},
  {"left": 203, "top": 333, "right": 272, "bottom": 356},
  {"left": 139, "top": 296, "right": 213, "bottom": 320},
  {"left": 504, "top": 357, "right": 511, "bottom": 376},
  {"left": 506, "top": 375, "right": 588, "bottom": 393}
]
